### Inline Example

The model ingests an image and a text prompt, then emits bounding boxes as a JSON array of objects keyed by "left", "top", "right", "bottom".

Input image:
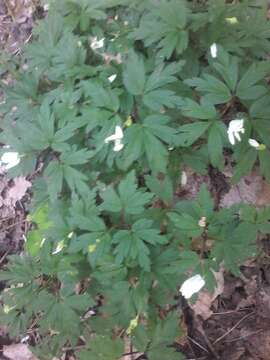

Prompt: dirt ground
[{"left": 1, "top": 1, "right": 270, "bottom": 360}]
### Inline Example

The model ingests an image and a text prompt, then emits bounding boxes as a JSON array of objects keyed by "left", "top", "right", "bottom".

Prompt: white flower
[
  {"left": 198, "top": 216, "right": 207, "bottom": 228},
  {"left": 90, "top": 37, "right": 105, "bottom": 50},
  {"left": 52, "top": 240, "right": 65, "bottom": 255},
  {"left": 181, "top": 171, "right": 187, "bottom": 186},
  {"left": 210, "top": 43, "right": 218, "bottom": 58},
  {"left": 113, "top": 139, "right": 124, "bottom": 152},
  {"left": 225, "top": 17, "right": 238, "bottom": 25},
  {"left": 104, "top": 125, "right": 124, "bottom": 152},
  {"left": 227, "top": 119, "right": 245, "bottom": 145},
  {"left": 180, "top": 274, "right": 205, "bottom": 299},
  {"left": 108, "top": 74, "right": 117, "bottom": 83},
  {"left": 0, "top": 152, "right": 20, "bottom": 169},
  {"left": 248, "top": 138, "right": 260, "bottom": 148}
]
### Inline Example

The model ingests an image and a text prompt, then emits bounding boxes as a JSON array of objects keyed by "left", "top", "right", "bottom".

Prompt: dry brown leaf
[
  {"left": 6, "top": 176, "right": 31, "bottom": 206},
  {"left": 3, "top": 344, "right": 39, "bottom": 360},
  {"left": 220, "top": 174, "right": 262, "bottom": 208},
  {"left": 191, "top": 268, "right": 224, "bottom": 320},
  {"left": 255, "top": 180, "right": 270, "bottom": 206}
]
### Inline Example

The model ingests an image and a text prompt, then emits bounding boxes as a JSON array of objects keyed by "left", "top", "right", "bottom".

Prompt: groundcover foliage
[{"left": 1, "top": 0, "right": 270, "bottom": 358}]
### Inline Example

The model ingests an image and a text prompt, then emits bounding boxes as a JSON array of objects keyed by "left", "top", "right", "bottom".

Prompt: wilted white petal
[
  {"left": 180, "top": 274, "right": 205, "bottom": 299},
  {"left": 108, "top": 74, "right": 117, "bottom": 83},
  {"left": 248, "top": 138, "right": 260, "bottom": 148},
  {"left": 210, "top": 43, "right": 218, "bottom": 58},
  {"left": 0, "top": 152, "right": 20, "bottom": 169}
]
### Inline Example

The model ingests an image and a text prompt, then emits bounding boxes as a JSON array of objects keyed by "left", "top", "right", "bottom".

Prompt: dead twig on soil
[
  {"left": 0, "top": 250, "right": 10, "bottom": 264},
  {"left": 213, "top": 311, "right": 255, "bottom": 345},
  {"left": 224, "top": 329, "right": 263, "bottom": 343},
  {"left": 196, "top": 322, "right": 220, "bottom": 359},
  {"left": 187, "top": 336, "right": 209, "bottom": 353}
]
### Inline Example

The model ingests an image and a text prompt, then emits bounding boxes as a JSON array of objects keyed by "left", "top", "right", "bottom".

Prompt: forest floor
[{"left": 1, "top": 1, "right": 270, "bottom": 360}]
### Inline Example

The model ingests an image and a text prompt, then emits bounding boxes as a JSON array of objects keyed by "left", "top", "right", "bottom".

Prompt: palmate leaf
[
  {"left": 113, "top": 219, "right": 167, "bottom": 271},
  {"left": 174, "top": 121, "right": 210, "bottom": 147},
  {"left": 100, "top": 170, "right": 153, "bottom": 215},
  {"left": 122, "top": 115, "right": 176, "bottom": 172},
  {"left": 82, "top": 81, "right": 120, "bottom": 112},
  {"left": 185, "top": 74, "right": 232, "bottom": 104},
  {"left": 123, "top": 50, "right": 145, "bottom": 95},
  {"left": 236, "top": 61, "right": 270, "bottom": 100},
  {"left": 78, "top": 335, "right": 124, "bottom": 360},
  {"left": 208, "top": 122, "right": 225, "bottom": 170},
  {"left": 181, "top": 98, "right": 217, "bottom": 120},
  {"left": 44, "top": 160, "right": 88, "bottom": 200},
  {"left": 123, "top": 52, "right": 183, "bottom": 110},
  {"left": 168, "top": 212, "right": 203, "bottom": 238},
  {"left": 212, "top": 222, "right": 257, "bottom": 275},
  {"left": 68, "top": 193, "right": 105, "bottom": 232},
  {"left": 133, "top": 313, "right": 181, "bottom": 360},
  {"left": 131, "top": 0, "right": 189, "bottom": 59}
]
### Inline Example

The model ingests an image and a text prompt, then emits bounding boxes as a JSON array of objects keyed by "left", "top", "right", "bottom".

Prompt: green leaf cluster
[{"left": 1, "top": 0, "right": 270, "bottom": 359}]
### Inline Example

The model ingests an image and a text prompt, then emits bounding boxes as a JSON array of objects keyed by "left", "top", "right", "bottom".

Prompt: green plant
[{"left": 1, "top": 0, "right": 270, "bottom": 358}]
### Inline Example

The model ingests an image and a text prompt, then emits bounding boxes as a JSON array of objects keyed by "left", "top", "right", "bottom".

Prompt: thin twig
[
  {"left": 199, "top": 330, "right": 220, "bottom": 360},
  {"left": 0, "top": 250, "right": 9, "bottom": 264},
  {"left": 213, "top": 311, "right": 254, "bottom": 345},
  {"left": 188, "top": 336, "right": 209, "bottom": 353},
  {"left": 1, "top": 219, "right": 27, "bottom": 231},
  {"left": 212, "top": 308, "right": 250, "bottom": 315},
  {"left": 224, "top": 329, "right": 263, "bottom": 343}
]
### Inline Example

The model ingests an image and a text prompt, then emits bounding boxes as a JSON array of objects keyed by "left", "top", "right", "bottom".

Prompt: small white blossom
[
  {"left": 113, "top": 139, "right": 124, "bottom": 152},
  {"left": 225, "top": 17, "right": 238, "bottom": 25},
  {"left": 181, "top": 171, "right": 187, "bottom": 186},
  {"left": 227, "top": 119, "right": 245, "bottom": 145},
  {"left": 52, "top": 240, "right": 65, "bottom": 255},
  {"left": 108, "top": 74, "right": 117, "bottom": 83},
  {"left": 248, "top": 138, "right": 260, "bottom": 149},
  {"left": 0, "top": 152, "right": 20, "bottom": 169},
  {"left": 90, "top": 37, "right": 105, "bottom": 50},
  {"left": 180, "top": 274, "right": 205, "bottom": 299},
  {"left": 198, "top": 216, "right": 207, "bottom": 228},
  {"left": 210, "top": 43, "right": 218, "bottom": 58},
  {"left": 104, "top": 125, "right": 124, "bottom": 152}
]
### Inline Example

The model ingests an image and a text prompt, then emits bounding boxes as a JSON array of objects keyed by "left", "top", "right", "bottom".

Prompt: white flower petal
[
  {"left": 113, "top": 139, "right": 124, "bottom": 152},
  {"left": 180, "top": 274, "right": 205, "bottom": 299},
  {"left": 181, "top": 171, "right": 187, "bottom": 186},
  {"left": 104, "top": 133, "right": 118, "bottom": 143},
  {"left": 91, "top": 37, "right": 105, "bottom": 50},
  {"left": 234, "top": 131, "right": 241, "bottom": 142},
  {"left": 108, "top": 74, "right": 117, "bottom": 83},
  {"left": 227, "top": 119, "right": 245, "bottom": 145},
  {"left": 248, "top": 138, "right": 260, "bottom": 148},
  {"left": 52, "top": 240, "right": 65, "bottom": 255},
  {"left": 115, "top": 125, "right": 124, "bottom": 139},
  {"left": 227, "top": 130, "right": 235, "bottom": 145},
  {"left": 0, "top": 152, "right": 20, "bottom": 169},
  {"left": 210, "top": 43, "right": 218, "bottom": 58}
]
